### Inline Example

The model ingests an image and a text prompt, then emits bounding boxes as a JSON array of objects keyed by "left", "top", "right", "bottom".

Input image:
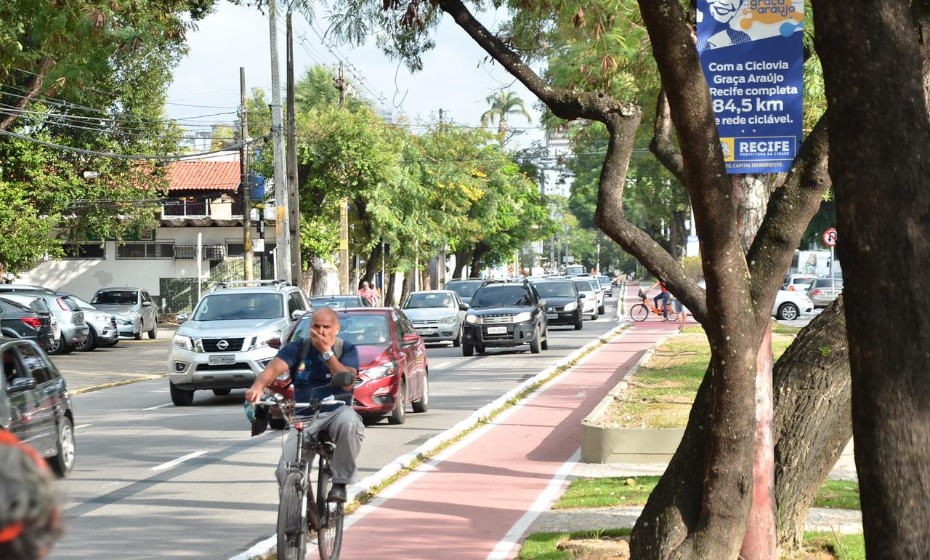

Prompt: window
[
  {"left": 61, "top": 243, "right": 105, "bottom": 259},
  {"left": 17, "top": 343, "right": 53, "bottom": 385},
  {"left": 287, "top": 292, "right": 306, "bottom": 316},
  {"left": 117, "top": 242, "right": 173, "bottom": 259}
]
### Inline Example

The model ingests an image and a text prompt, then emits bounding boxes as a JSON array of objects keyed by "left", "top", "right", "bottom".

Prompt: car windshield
[
  {"left": 290, "top": 313, "right": 390, "bottom": 345},
  {"left": 446, "top": 281, "right": 482, "bottom": 298},
  {"left": 92, "top": 290, "right": 138, "bottom": 305},
  {"left": 311, "top": 297, "right": 361, "bottom": 309},
  {"left": 192, "top": 293, "right": 282, "bottom": 321},
  {"left": 533, "top": 282, "right": 576, "bottom": 298},
  {"left": 404, "top": 293, "right": 454, "bottom": 309},
  {"left": 572, "top": 279, "right": 595, "bottom": 292},
  {"left": 470, "top": 286, "right": 532, "bottom": 308}
]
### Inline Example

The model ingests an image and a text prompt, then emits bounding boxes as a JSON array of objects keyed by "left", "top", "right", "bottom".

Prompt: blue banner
[{"left": 697, "top": 0, "right": 804, "bottom": 174}]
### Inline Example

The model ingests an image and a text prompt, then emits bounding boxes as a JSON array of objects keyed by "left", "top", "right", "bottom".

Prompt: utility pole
[
  {"left": 240, "top": 67, "right": 253, "bottom": 280},
  {"left": 268, "top": 0, "right": 291, "bottom": 283},
  {"left": 286, "top": 11, "right": 301, "bottom": 285},
  {"left": 334, "top": 62, "right": 350, "bottom": 293}
]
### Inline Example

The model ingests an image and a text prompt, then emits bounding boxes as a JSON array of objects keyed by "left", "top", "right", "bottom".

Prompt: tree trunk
[
  {"left": 814, "top": 1, "right": 930, "bottom": 555},
  {"left": 452, "top": 248, "right": 470, "bottom": 279},
  {"left": 364, "top": 241, "right": 383, "bottom": 285},
  {"left": 773, "top": 298, "right": 852, "bottom": 554}
]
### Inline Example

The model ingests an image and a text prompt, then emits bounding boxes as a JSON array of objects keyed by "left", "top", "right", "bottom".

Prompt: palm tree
[{"left": 480, "top": 90, "right": 532, "bottom": 144}]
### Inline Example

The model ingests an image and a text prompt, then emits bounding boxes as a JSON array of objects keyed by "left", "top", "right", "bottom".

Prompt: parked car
[
  {"left": 0, "top": 292, "right": 88, "bottom": 355},
  {"left": 806, "top": 278, "right": 844, "bottom": 308},
  {"left": 0, "top": 283, "right": 55, "bottom": 294},
  {"left": 401, "top": 290, "right": 468, "bottom": 346},
  {"left": 57, "top": 293, "right": 120, "bottom": 350},
  {"left": 782, "top": 273, "right": 817, "bottom": 293},
  {"left": 462, "top": 281, "right": 548, "bottom": 356},
  {"left": 0, "top": 296, "right": 56, "bottom": 352},
  {"left": 309, "top": 295, "right": 371, "bottom": 309},
  {"left": 570, "top": 277, "right": 600, "bottom": 320},
  {"left": 90, "top": 287, "right": 159, "bottom": 340},
  {"left": 167, "top": 280, "right": 310, "bottom": 406},
  {"left": 772, "top": 290, "right": 815, "bottom": 321},
  {"left": 1, "top": 337, "right": 75, "bottom": 476},
  {"left": 279, "top": 307, "right": 430, "bottom": 426},
  {"left": 531, "top": 278, "right": 584, "bottom": 330},
  {"left": 596, "top": 275, "right": 613, "bottom": 297}
]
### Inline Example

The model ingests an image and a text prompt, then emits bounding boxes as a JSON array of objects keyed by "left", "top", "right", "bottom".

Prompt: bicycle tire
[
  {"left": 316, "top": 455, "right": 344, "bottom": 560},
  {"left": 665, "top": 310, "right": 678, "bottom": 322},
  {"left": 629, "top": 303, "right": 649, "bottom": 322},
  {"left": 277, "top": 471, "right": 308, "bottom": 560}
]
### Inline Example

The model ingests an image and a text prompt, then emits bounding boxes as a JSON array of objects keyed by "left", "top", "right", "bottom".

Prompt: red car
[{"left": 269, "top": 308, "right": 429, "bottom": 426}]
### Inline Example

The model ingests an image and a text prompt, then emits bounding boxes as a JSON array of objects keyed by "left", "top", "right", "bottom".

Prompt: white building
[{"left": 16, "top": 154, "right": 275, "bottom": 315}]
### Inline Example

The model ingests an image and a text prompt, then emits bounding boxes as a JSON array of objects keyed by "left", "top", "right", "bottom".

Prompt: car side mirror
[
  {"left": 291, "top": 309, "right": 307, "bottom": 321},
  {"left": 268, "top": 337, "right": 282, "bottom": 349},
  {"left": 8, "top": 377, "right": 37, "bottom": 394},
  {"left": 177, "top": 313, "right": 189, "bottom": 323},
  {"left": 142, "top": 301, "right": 152, "bottom": 307},
  {"left": 401, "top": 333, "right": 419, "bottom": 346},
  {"left": 459, "top": 303, "right": 469, "bottom": 311},
  {"left": 330, "top": 371, "right": 355, "bottom": 387},
  {"left": 578, "top": 293, "right": 586, "bottom": 298},
  {"left": 538, "top": 298, "right": 547, "bottom": 306}
]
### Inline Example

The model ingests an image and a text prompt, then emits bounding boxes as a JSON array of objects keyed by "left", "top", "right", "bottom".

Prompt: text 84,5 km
[{"left": 713, "top": 98, "right": 784, "bottom": 115}]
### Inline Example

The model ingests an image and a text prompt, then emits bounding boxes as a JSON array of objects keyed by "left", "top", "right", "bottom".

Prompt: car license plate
[
  {"left": 546, "top": 313, "right": 558, "bottom": 319},
  {"left": 417, "top": 328, "right": 437, "bottom": 335},
  {"left": 208, "top": 354, "right": 235, "bottom": 365},
  {"left": 487, "top": 326, "right": 507, "bottom": 334}
]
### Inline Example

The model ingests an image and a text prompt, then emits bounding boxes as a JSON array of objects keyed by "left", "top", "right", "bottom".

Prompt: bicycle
[
  {"left": 250, "top": 380, "right": 353, "bottom": 560},
  {"left": 629, "top": 289, "right": 678, "bottom": 322}
]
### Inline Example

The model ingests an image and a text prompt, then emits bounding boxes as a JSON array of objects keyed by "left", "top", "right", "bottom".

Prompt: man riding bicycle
[{"left": 245, "top": 307, "right": 364, "bottom": 504}]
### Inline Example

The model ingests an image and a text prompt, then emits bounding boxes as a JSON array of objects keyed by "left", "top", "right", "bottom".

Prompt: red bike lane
[{"left": 334, "top": 315, "right": 679, "bottom": 559}]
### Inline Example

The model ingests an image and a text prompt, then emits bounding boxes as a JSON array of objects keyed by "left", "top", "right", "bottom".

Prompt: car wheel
[
  {"left": 50, "top": 334, "right": 72, "bottom": 355},
  {"left": 541, "top": 329, "right": 549, "bottom": 350},
  {"left": 598, "top": 304, "right": 606, "bottom": 315},
  {"left": 361, "top": 415, "right": 381, "bottom": 426},
  {"left": 49, "top": 416, "right": 75, "bottom": 477},
  {"left": 387, "top": 379, "right": 407, "bottom": 425},
  {"left": 574, "top": 313, "right": 584, "bottom": 330},
  {"left": 777, "top": 303, "right": 800, "bottom": 321},
  {"left": 77, "top": 327, "right": 96, "bottom": 352},
  {"left": 212, "top": 388, "right": 231, "bottom": 396},
  {"left": 530, "top": 328, "right": 541, "bottom": 354},
  {"left": 134, "top": 329, "right": 142, "bottom": 340},
  {"left": 170, "top": 383, "right": 195, "bottom": 406},
  {"left": 412, "top": 374, "right": 429, "bottom": 413},
  {"left": 148, "top": 322, "right": 158, "bottom": 339},
  {"left": 452, "top": 327, "right": 462, "bottom": 348},
  {"left": 462, "top": 343, "right": 474, "bottom": 357}
]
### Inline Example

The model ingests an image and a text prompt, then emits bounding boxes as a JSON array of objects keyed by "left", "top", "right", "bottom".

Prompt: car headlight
[
  {"left": 364, "top": 363, "right": 396, "bottom": 379},
  {"left": 513, "top": 312, "right": 532, "bottom": 323},
  {"left": 465, "top": 315, "right": 479, "bottom": 324},
  {"left": 440, "top": 315, "right": 457, "bottom": 325},
  {"left": 173, "top": 335, "right": 193, "bottom": 351},
  {"left": 563, "top": 302, "right": 577, "bottom": 312},
  {"left": 252, "top": 331, "right": 278, "bottom": 350}
]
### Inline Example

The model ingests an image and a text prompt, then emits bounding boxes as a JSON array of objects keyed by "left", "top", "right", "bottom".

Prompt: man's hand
[
  {"left": 310, "top": 327, "right": 336, "bottom": 354},
  {"left": 244, "top": 386, "right": 264, "bottom": 403}
]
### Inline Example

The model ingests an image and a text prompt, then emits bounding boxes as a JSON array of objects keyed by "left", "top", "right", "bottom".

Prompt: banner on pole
[{"left": 697, "top": 0, "right": 804, "bottom": 174}]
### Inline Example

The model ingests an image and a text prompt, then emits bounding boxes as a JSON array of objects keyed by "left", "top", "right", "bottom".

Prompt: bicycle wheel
[
  {"left": 277, "top": 471, "right": 308, "bottom": 560},
  {"left": 665, "top": 310, "right": 678, "bottom": 322},
  {"left": 629, "top": 303, "right": 649, "bottom": 322},
  {"left": 316, "top": 455, "right": 344, "bottom": 560}
]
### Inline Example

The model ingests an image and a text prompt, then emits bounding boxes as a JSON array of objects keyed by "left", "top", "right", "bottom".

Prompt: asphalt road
[{"left": 45, "top": 306, "right": 622, "bottom": 560}]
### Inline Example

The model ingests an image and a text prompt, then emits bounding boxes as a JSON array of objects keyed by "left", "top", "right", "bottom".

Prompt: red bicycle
[{"left": 629, "top": 290, "right": 678, "bottom": 322}]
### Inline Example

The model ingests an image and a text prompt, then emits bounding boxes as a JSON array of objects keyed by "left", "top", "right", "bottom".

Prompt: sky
[{"left": 166, "top": 2, "right": 545, "bottom": 149}]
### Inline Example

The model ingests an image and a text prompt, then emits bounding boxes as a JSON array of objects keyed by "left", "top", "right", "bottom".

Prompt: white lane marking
[
  {"left": 430, "top": 361, "right": 452, "bottom": 369},
  {"left": 488, "top": 450, "right": 581, "bottom": 559},
  {"left": 73, "top": 424, "right": 92, "bottom": 431},
  {"left": 151, "top": 451, "right": 207, "bottom": 472},
  {"left": 143, "top": 403, "right": 174, "bottom": 411}
]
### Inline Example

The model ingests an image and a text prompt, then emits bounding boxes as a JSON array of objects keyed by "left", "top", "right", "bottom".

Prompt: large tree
[{"left": 325, "top": 0, "right": 929, "bottom": 557}]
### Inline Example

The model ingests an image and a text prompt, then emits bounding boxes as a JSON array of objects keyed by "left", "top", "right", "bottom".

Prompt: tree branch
[
  {"left": 0, "top": 59, "right": 54, "bottom": 132},
  {"left": 649, "top": 89, "right": 686, "bottom": 184}
]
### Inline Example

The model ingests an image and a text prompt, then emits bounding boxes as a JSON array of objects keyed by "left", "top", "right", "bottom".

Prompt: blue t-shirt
[{"left": 276, "top": 338, "right": 360, "bottom": 413}]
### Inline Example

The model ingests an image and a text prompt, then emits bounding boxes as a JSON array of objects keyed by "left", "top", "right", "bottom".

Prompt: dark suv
[
  {"left": 531, "top": 278, "right": 584, "bottom": 330},
  {"left": 461, "top": 281, "right": 548, "bottom": 356}
]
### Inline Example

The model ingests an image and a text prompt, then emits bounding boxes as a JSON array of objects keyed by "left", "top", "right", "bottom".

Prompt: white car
[
  {"left": 401, "top": 290, "right": 467, "bottom": 347},
  {"left": 772, "top": 289, "right": 815, "bottom": 321},
  {"left": 571, "top": 277, "right": 599, "bottom": 320}
]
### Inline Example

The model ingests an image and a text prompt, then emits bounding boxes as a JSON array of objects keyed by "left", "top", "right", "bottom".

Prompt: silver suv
[{"left": 167, "top": 280, "right": 310, "bottom": 406}]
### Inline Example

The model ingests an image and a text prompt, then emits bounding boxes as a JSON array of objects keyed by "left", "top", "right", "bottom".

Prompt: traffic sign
[{"left": 822, "top": 228, "right": 837, "bottom": 247}]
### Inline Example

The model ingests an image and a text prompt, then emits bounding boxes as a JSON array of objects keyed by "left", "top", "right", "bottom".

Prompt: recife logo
[{"left": 734, "top": 137, "right": 795, "bottom": 160}]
